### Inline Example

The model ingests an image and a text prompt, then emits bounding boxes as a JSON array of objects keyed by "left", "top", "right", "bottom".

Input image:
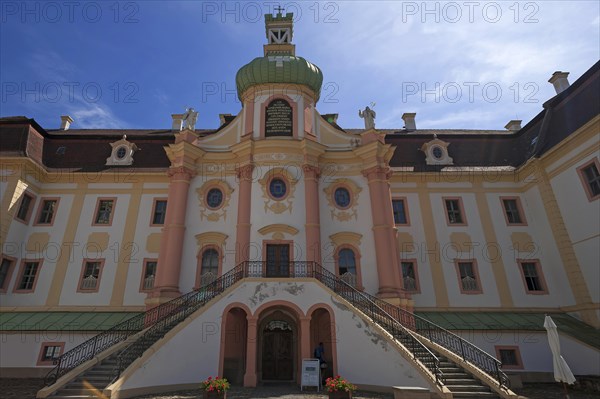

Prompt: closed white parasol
[{"left": 544, "top": 315, "right": 576, "bottom": 386}]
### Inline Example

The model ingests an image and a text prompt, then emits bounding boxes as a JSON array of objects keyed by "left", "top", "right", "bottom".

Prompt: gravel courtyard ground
[{"left": 1, "top": 379, "right": 597, "bottom": 399}]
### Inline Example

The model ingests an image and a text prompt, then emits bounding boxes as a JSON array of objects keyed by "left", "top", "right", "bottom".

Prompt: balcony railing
[{"left": 45, "top": 260, "right": 508, "bottom": 390}]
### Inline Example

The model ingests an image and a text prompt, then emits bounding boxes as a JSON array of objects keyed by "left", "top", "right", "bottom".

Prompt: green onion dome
[{"left": 236, "top": 55, "right": 323, "bottom": 101}]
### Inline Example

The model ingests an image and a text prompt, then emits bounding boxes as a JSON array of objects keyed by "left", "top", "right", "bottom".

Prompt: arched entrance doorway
[
  {"left": 221, "top": 306, "right": 248, "bottom": 385},
  {"left": 309, "top": 305, "right": 337, "bottom": 379},
  {"left": 257, "top": 308, "right": 298, "bottom": 382}
]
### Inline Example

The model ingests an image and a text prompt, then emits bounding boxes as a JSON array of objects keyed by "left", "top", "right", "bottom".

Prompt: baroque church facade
[{"left": 0, "top": 12, "right": 599, "bottom": 399}]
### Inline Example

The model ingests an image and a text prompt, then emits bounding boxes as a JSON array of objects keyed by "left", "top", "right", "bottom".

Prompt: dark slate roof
[
  {"left": 1, "top": 61, "right": 598, "bottom": 172},
  {"left": 384, "top": 60, "right": 599, "bottom": 170},
  {"left": 42, "top": 136, "right": 174, "bottom": 172}
]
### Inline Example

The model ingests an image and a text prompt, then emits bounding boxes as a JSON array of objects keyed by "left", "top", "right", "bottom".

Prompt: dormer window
[
  {"left": 106, "top": 135, "right": 138, "bottom": 166},
  {"left": 421, "top": 137, "right": 453, "bottom": 165}
]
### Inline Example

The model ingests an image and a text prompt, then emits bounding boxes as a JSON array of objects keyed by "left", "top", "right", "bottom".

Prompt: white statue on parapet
[
  {"left": 182, "top": 107, "right": 198, "bottom": 131},
  {"left": 359, "top": 106, "right": 376, "bottom": 130}
]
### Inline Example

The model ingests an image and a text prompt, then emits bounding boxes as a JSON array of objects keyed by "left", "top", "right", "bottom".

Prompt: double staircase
[{"left": 42, "top": 262, "right": 511, "bottom": 398}]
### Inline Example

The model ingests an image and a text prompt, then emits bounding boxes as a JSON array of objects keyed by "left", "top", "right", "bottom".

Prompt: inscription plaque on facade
[{"left": 265, "top": 99, "right": 293, "bottom": 137}]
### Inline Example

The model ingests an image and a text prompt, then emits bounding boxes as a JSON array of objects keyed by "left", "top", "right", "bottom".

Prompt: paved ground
[{"left": 1, "top": 379, "right": 598, "bottom": 399}]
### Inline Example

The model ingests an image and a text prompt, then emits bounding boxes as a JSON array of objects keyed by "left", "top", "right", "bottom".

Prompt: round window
[
  {"left": 334, "top": 187, "right": 351, "bottom": 208},
  {"left": 116, "top": 146, "right": 128, "bottom": 159},
  {"left": 432, "top": 146, "right": 444, "bottom": 160},
  {"left": 269, "top": 178, "right": 287, "bottom": 199},
  {"left": 206, "top": 188, "right": 224, "bottom": 209}
]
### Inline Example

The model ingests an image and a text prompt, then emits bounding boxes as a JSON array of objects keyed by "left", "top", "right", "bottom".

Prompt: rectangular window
[
  {"left": 392, "top": 199, "right": 409, "bottom": 225},
  {"left": 455, "top": 260, "right": 482, "bottom": 294},
  {"left": 36, "top": 199, "right": 58, "bottom": 225},
  {"left": 518, "top": 260, "right": 547, "bottom": 294},
  {"left": 15, "top": 260, "right": 41, "bottom": 292},
  {"left": 0, "top": 256, "right": 16, "bottom": 292},
  {"left": 78, "top": 260, "right": 103, "bottom": 292},
  {"left": 400, "top": 260, "right": 419, "bottom": 293},
  {"left": 501, "top": 197, "right": 526, "bottom": 225},
  {"left": 15, "top": 192, "right": 35, "bottom": 223},
  {"left": 94, "top": 198, "right": 116, "bottom": 225},
  {"left": 140, "top": 259, "right": 157, "bottom": 292},
  {"left": 444, "top": 198, "right": 466, "bottom": 225},
  {"left": 495, "top": 346, "right": 523, "bottom": 369},
  {"left": 577, "top": 158, "right": 600, "bottom": 201},
  {"left": 151, "top": 199, "right": 167, "bottom": 226},
  {"left": 37, "top": 342, "right": 65, "bottom": 366}
]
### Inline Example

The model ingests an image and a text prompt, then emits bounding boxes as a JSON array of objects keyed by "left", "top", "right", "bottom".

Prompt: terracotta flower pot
[
  {"left": 202, "top": 390, "right": 226, "bottom": 399},
  {"left": 328, "top": 391, "right": 352, "bottom": 399}
]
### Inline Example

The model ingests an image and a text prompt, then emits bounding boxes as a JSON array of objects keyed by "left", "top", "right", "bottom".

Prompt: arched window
[
  {"left": 199, "top": 248, "right": 219, "bottom": 286},
  {"left": 338, "top": 248, "right": 357, "bottom": 287}
]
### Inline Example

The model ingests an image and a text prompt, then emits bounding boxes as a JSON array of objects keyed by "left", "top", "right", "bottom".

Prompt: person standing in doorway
[{"left": 314, "top": 342, "right": 325, "bottom": 364}]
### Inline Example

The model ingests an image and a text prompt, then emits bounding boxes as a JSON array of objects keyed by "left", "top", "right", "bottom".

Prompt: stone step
[
  {"left": 83, "top": 369, "right": 113, "bottom": 375},
  {"left": 442, "top": 372, "right": 471, "bottom": 379},
  {"left": 439, "top": 361, "right": 457, "bottom": 367},
  {"left": 446, "top": 385, "right": 491, "bottom": 392},
  {"left": 440, "top": 367, "right": 464, "bottom": 373},
  {"left": 100, "top": 361, "right": 118, "bottom": 366},
  {"left": 75, "top": 375, "right": 112, "bottom": 383},
  {"left": 443, "top": 378, "right": 479, "bottom": 385},
  {"left": 452, "top": 393, "right": 499, "bottom": 398},
  {"left": 91, "top": 365, "right": 115, "bottom": 371},
  {"left": 51, "top": 395, "right": 99, "bottom": 399},
  {"left": 58, "top": 381, "right": 93, "bottom": 389},
  {"left": 54, "top": 388, "right": 99, "bottom": 396}
]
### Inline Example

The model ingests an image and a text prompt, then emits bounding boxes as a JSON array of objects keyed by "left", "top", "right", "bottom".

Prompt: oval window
[
  {"left": 432, "top": 146, "right": 444, "bottom": 160},
  {"left": 206, "top": 188, "right": 224, "bottom": 209},
  {"left": 334, "top": 187, "right": 351, "bottom": 208},
  {"left": 116, "top": 146, "right": 127, "bottom": 159},
  {"left": 269, "top": 178, "right": 287, "bottom": 199}
]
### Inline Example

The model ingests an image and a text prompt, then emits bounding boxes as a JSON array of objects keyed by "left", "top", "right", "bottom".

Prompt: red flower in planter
[
  {"left": 200, "top": 376, "right": 230, "bottom": 394},
  {"left": 325, "top": 375, "right": 357, "bottom": 392}
]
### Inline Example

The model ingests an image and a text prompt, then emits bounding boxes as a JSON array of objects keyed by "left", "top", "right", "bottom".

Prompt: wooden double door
[
  {"left": 266, "top": 244, "right": 290, "bottom": 277},
  {"left": 261, "top": 326, "right": 294, "bottom": 380}
]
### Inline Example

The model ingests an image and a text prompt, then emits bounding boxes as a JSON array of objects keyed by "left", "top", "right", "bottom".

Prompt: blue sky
[{"left": 1, "top": 1, "right": 599, "bottom": 130}]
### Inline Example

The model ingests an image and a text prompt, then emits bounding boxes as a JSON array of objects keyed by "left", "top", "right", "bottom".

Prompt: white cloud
[{"left": 67, "top": 103, "right": 128, "bottom": 129}]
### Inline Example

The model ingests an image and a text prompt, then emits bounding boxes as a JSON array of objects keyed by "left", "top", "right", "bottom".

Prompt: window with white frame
[
  {"left": 16, "top": 261, "right": 41, "bottom": 291},
  {"left": 456, "top": 261, "right": 481, "bottom": 293},
  {"left": 37, "top": 199, "right": 58, "bottom": 224},
  {"left": 141, "top": 260, "right": 157, "bottom": 291},
  {"left": 79, "top": 261, "right": 102, "bottom": 291},
  {"left": 401, "top": 261, "right": 419, "bottom": 292}
]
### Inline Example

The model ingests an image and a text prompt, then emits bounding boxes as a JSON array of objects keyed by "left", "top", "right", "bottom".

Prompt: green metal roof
[
  {"left": 0, "top": 312, "right": 141, "bottom": 331},
  {"left": 416, "top": 312, "right": 600, "bottom": 350},
  {"left": 235, "top": 56, "right": 323, "bottom": 101}
]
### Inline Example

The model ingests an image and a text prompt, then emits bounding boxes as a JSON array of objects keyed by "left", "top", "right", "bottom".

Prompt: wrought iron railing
[
  {"left": 45, "top": 260, "right": 508, "bottom": 390},
  {"left": 342, "top": 284, "right": 510, "bottom": 388},
  {"left": 307, "top": 263, "right": 510, "bottom": 388},
  {"left": 245, "top": 261, "right": 508, "bottom": 388},
  {"left": 303, "top": 262, "right": 444, "bottom": 384},
  {"left": 113, "top": 264, "right": 244, "bottom": 380},
  {"left": 44, "top": 264, "right": 245, "bottom": 386}
]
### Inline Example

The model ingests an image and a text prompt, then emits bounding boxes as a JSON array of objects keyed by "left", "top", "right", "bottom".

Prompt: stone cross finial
[{"left": 274, "top": 5, "right": 284, "bottom": 14}]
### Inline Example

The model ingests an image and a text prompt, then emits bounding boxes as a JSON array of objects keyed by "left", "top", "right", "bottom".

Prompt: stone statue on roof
[
  {"left": 359, "top": 106, "right": 376, "bottom": 130},
  {"left": 182, "top": 107, "right": 198, "bottom": 131}
]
